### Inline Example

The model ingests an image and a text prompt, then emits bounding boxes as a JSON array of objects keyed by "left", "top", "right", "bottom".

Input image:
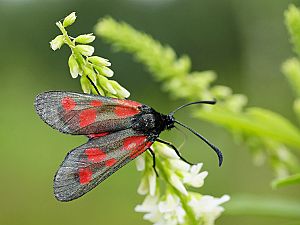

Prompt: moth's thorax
[{"left": 131, "top": 105, "right": 175, "bottom": 136}]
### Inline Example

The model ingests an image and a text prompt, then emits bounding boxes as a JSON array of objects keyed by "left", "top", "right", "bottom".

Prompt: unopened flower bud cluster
[{"left": 50, "top": 12, "right": 130, "bottom": 98}]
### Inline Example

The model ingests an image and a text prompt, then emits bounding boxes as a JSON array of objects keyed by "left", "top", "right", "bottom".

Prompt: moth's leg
[
  {"left": 147, "top": 148, "right": 159, "bottom": 177},
  {"left": 156, "top": 139, "right": 193, "bottom": 165},
  {"left": 86, "top": 75, "right": 101, "bottom": 95}
]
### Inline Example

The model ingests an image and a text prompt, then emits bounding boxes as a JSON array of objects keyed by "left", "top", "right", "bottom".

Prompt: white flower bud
[
  {"left": 137, "top": 176, "right": 148, "bottom": 195},
  {"left": 76, "top": 45, "right": 94, "bottom": 56},
  {"left": 136, "top": 155, "right": 145, "bottom": 171},
  {"left": 148, "top": 170, "right": 156, "bottom": 196},
  {"left": 68, "top": 54, "right": 80, "bottom": 78},
  {"left": 75, "top": 33, "right": 96, "bottom": 44},
  {"left": 99, "top": 66, "right": 114, "bottom": 77},
  {"left": 169, "top": 159, "right": 190, "bottom": 172},
  {"left": 49, "top": 35, "right": 64, "bottom": 51},
  {"left": 80, "top": 76, "right": 91, "bottom": 94},
  {"left": 88, "top": 56, "right": 111, "bottom": 67},
  {"left": 109, "top": 80, "right": 130, "bottom": 98},
  {"left": 98, "top": 75, "right": 117, "bottom": 94},
  {"left": 156, "top": 144, "right": 180, "bottom": 159},
  {"left": 169, "top": 174, "right": 188, "bottom": 196},
  {"left": 63, "top": 12, "right": 76, "bottom": 27}
]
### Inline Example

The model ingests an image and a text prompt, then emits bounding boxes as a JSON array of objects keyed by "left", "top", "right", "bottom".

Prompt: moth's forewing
[{"left": 34, "top": 91, "right": 143, "bottom": 135}]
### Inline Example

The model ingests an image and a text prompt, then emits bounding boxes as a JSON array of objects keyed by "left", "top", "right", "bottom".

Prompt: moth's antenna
[
  {"left": 86, "top": 75, "right": 101, "bottom": 95},
  {"left": 169, "top": 100, "right": 216, "bottom": 116},
  {"left": 174, "top": 120, "right": 223, "bottom": 166}
]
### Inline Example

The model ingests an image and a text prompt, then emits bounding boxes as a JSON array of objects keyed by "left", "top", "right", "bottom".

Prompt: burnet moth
[{"left": 34, "top": 81, "right": 222, "bottom": 202}]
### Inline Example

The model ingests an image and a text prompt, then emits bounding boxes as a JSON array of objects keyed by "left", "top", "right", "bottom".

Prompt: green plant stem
[
  {"left": 156, "top": 159, "right": 198, "bottom": 225},
  {"left": 56, "top": 22, "right": 86, "bottom": 70}
]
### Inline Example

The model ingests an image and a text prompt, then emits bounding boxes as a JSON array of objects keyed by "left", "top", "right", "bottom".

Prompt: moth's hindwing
[
  {"left": 54, "top": 129, "right": 153, "bottom": 201},
  {"left": 34, "top": 91, "right": 143, "bottom": 135}
]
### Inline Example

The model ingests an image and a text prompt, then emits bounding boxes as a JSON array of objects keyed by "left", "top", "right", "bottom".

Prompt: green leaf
[
  {"left": 197, "top": 107, "right": 300, "bottom": 149},
  {"left": 272, "top": 173, "right": 300, "bottom": 188},
  {"left": 226, "top": 194, "right": 300, "bottom": 219}
]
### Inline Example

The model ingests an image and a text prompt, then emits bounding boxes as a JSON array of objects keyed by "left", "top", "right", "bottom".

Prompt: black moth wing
[
  {"left": 54, "top": 128, "right": 153, "bottom": 201},
  {"left": 34, "top": 91, "right": 144, "bottom": 135}
]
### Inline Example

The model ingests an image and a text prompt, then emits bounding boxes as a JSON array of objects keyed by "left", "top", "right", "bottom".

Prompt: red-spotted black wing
[
  {"left": 54, "top": 128, "right": 153, "bottom": 201},
  {"left": 34, "top": 91, "right": 142, "bottom": 135}
]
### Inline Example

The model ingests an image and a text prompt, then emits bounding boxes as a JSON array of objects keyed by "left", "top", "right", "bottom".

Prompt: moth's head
[{"left": 165, "top": 114, "right": 175, "bottom": 130}]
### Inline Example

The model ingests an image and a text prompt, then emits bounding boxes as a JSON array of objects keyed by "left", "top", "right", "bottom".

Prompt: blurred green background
[{"left": 1, "top": 0, "right": 300, "bottom": 225}]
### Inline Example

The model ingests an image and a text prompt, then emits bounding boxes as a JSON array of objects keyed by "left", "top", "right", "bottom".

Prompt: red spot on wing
[
  {"left": 116, "top": 99, "right": 142, "bottom": 107},
  {"left": 114, "top": 106, "right": 140, "bottom": 118},
  {"left": 85, "top": 148, "right": 106, "bottom": 162},
  {"left": 130, "top": 142, "right": 153, "bottom": 159},
  {"left": 87, "top": 132, "right": 110, "bottom": 139},
  {"left": 61, "top": 97, "right": 76, "bottom": 111},
  {"left": 78, "top": 167, "right": 92, "bottom": 184},
  {"left": 90, "top": 100, "right": 102, "bottom": 107},
  {"left": 105, "top": 158, "right": 117, "bottom": 167},
  {"left": 79, "top": 109, "right": 97, "bottom": 127},
  {"left": 145, "top": 142, "right": 153, "bottom": 149},
  {"left": 123, "top": 136, "right": 147, "bottom": 150}
]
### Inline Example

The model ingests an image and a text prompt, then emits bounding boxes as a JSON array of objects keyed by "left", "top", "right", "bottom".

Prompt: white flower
[
  {"left": 135, "top": 195, "right": 162, "bottom": 223},
  {"left": 158, "top": 194, "right": 186, "bottom": 225},
  {"left": 136, "top": 143, "right": 229, "bottom": 225},
  {"left": 49, "top": 35, "right": 64, "bottom": 51},
  {"left": 182, "top": 163, "right": 208, "bottom": 188},
  {"left": 168, "top": 160, "right": 208, "bottom": 190},
  {"left": 136, "top": 194, "right": 186, "bottom": 225},
  {"left": 188, "top": 194, "right": 230, "bottom": 225}
]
